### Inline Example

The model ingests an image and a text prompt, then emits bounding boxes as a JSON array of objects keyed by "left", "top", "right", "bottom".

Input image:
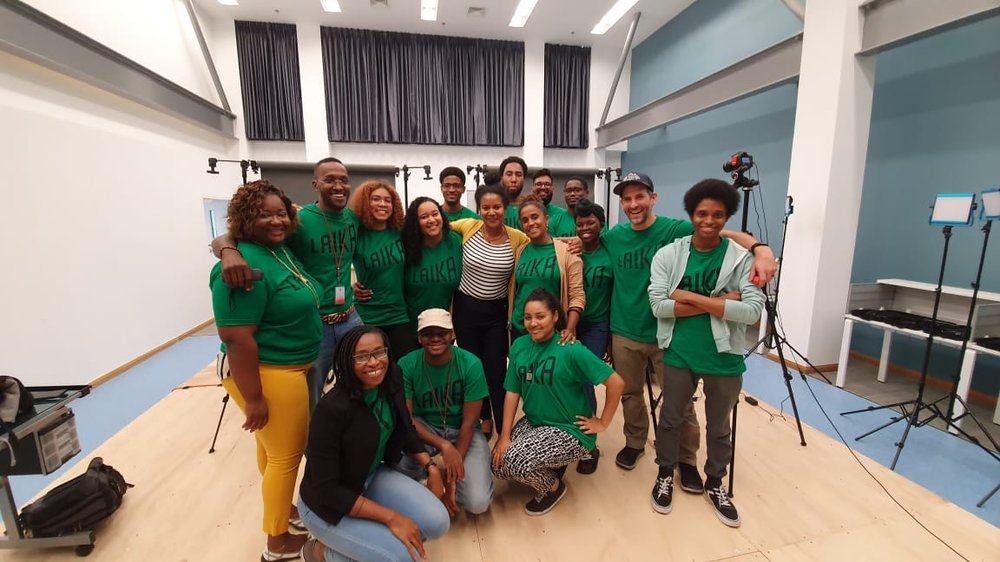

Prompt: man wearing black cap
[
  {"left": 605, "top": 172, "right": 775, "bottom": 494},
  {"left": 439, "top": 166, "right": 480, "bottom": 222}
]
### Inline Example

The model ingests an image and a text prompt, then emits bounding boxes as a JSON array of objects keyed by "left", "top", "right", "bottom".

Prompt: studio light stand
[
  {"left": 207, "top": 157, "right": 259, "bottom": 186},
  {"left": 396, "top": 164, "right": 432, "bottom": 208},
  {"left": 466, "top": 164, "right": 488, "bottom": 187},
  {"left": 840, "top": 193, "right": 1000, "bottom": 471},
  {"left": 595, "top": 167, "right": 621, "bottom": 216}
]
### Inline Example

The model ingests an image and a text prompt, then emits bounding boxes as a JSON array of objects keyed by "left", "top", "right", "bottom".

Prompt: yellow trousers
[{"left": 223, "top": 363, "right": 310, "bottom": 535}]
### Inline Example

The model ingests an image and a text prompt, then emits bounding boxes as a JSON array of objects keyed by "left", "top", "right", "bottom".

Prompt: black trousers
[{"left": 452, "top": 291, "right": 509, "bottom": 433}]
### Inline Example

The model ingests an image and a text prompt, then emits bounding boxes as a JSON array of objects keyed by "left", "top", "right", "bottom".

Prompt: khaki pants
[{"left": 611, "top": 334, "right": 699, "bottom": 464}]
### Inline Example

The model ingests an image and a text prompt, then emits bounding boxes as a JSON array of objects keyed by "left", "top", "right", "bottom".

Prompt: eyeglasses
[
  {"left": 419, "top": 329, "right": 452, "bottom": 340},
  {"left": 319, "top": 176, "right": 350, "bottom": 187},
  {"left": 352, "top": 347, "right": 389, "bottom": 364},
  {"left": 533, "top": 181, "right": 553, "bottom": 188}
]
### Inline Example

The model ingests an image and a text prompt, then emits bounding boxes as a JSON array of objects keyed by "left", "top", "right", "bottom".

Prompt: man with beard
[{"left": 499, "top": 155, "right": 529, "bottom": 229}]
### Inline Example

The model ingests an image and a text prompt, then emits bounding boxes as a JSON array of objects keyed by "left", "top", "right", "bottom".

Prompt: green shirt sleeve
[{"left": 211, "top": 264, "right": 267, "bottom": 326}]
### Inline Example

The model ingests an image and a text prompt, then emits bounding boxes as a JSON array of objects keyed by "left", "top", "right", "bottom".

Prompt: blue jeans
[
  {"left": 395, "top": 419, "right": 494, "bottom": 514},
  {"left": 577, "top": 320, "right": 610, "bottom": 413},
  {"left": 298, "top": 466, "right": 450, "bottom": 562},
  {"left": 309, "top": 311, "right": 363, "bottom": 410}
]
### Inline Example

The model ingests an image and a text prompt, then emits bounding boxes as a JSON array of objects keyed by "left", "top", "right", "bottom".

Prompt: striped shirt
[{"left": 458, "top": 231, "right": 514, "bottom": 300}]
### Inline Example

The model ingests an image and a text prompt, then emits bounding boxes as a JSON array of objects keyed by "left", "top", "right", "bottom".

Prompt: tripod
[
  {"left": 396, "top": 165, "right": 432, "bottom": 207},
  {"left": 839, "top": 226, "right": 998, "bottom": 469}
]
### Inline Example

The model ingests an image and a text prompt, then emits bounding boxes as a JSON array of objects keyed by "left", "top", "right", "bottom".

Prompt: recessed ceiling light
[
  {"left": 591, "top": 0, "right": 639, "bottom": 34},
  {"left": 218, "top": 0, "right": 238, "bottom": 5},
  {"left": 321, "top": 0, "right": 342, "bottom": 12},
  {"left": 468, "top": 7, "right": 486, "bottom": 17},
  {"left": 421, "top": 0, "right": 438, "bottom": 21},
  {"left": 509, "top": 0, "right": 538, "bottom": 28}
]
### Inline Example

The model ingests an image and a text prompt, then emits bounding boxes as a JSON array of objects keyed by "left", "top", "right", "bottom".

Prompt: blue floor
[
  {"left": 9, "top": 336, "right": 220, "bottom": 507},
  {"left": 742, "top": 353, "right": 1000, "bottom": 527},
  {"left": 9, "top": 339, "right": 999, "bottom": 528}
]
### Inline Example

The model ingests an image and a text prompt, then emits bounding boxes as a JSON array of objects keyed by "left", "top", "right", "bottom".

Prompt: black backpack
[{"left": 19, "top": 457, "right": 131, "bottom": 538}]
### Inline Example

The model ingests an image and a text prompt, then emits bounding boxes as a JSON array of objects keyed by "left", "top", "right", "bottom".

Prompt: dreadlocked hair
[
  {"left": 227, "top": 180, "right": 298, "bottom": 241},
  {"left": 331, "top": 325, "right": 391, "bottom": 397}
]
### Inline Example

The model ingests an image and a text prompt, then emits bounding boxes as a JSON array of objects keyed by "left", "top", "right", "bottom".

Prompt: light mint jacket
[{"left": 648, "top": 236, "right": 765, "bottom": 354}]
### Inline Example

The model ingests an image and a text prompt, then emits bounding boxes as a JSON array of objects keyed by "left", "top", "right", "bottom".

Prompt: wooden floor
[{"left": 3, "top": 365, "right": 998, "bottom": 562}]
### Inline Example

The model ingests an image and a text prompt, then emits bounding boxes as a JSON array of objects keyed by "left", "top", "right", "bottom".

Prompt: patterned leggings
[{"left": 492, "top": 417, "right": 589, "bottom": 497}]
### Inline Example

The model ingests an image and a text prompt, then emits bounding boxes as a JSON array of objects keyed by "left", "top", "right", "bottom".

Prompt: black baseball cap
[{"left": 613, "top": 171, "right": 654, "bottom": 196}]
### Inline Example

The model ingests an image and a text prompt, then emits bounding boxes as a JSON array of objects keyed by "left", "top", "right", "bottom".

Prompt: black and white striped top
[{"left": 458, "top": 230, "right": 514, "bottom": 300}]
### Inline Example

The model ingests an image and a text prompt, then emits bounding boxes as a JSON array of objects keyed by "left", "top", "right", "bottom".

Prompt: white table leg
[
  {"left": 949, "top": 349, "right": 977, "bottom": 434},
  {"left": 877, "top": 329, "right": 892, "bottom": 383},
  {"left": 836, "top": 318, "right": 855, "bottom": 388}
]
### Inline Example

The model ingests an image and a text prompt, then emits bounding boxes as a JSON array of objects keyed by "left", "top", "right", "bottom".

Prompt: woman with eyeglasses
[{"left": 298, "top": 325, "right": 450, "bottom": 562}]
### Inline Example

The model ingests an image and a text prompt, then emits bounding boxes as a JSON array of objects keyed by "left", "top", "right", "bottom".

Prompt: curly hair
[
  {"left": 474, "top": 182, "right": 509, "bottom": 211},
  {"left": 226, "top": 179, "right": 297, "bottom": 241},
  {"left": 518, "top": 193, "right": 548, "bottom": 215},
  {"left": 683, "top": 178, "right": 740, "bottom": 218},
  {"left": 331, "top": 325, "right": 391, "bottom": 397},
  {"left": 524, "top": 288, "right": 566, "bottom": 331},
  {"left": 348, "top": 180, "right": 405, "bottom": 231},
  {"left": 402, "top": 197, "right": 452, "bottom": 267}
]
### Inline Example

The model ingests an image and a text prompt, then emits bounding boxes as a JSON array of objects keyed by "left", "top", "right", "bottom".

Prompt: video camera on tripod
[{"left": 723, "top": 152, "right": 758, "bottom": 189}]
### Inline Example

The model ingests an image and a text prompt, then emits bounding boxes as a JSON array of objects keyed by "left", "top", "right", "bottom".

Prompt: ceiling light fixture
[
  {"left": 217, "top": 0, "right": 238, "bottom": 6},
  {"left": 509, "top": 0, "right": 539, "bottom": 28},
  {"left": 420, "top": 0, "right": 438, "bottom": 21},
  {"left": 591, "top": 0, "right": 639, "bottom": 34},
  {"left": 321, "top": 0, "right": 342, "bottom": 13}
]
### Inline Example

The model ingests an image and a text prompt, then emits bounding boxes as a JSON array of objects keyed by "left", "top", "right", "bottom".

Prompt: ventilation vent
[{"left": 468, "top": 7, "right": 486, "bottom": 17}]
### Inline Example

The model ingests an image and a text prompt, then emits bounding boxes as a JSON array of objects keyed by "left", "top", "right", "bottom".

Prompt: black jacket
[{"left": 299, "top": 366, "right": 424, "bottom": 525}]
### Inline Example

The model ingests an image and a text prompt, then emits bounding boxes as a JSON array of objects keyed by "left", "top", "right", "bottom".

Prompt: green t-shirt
[
  {"left": 444, "top": 207, "right": 480, "bottom": 222},
  {"left": 285, "top": 204, "right": 359, "bottom": 315},
  {"left": 399, "top": 347, "right": 488, "bottom": 429},
  {"left": 581, "top": 245, "right": 613, "bottom": 323},
  {"left": 504, "top": 336, "right": 613, "bottom": 450},
  {"left": 353, "top": 228, "right": 409, "bottom": 326},
  {"left": 512, "top": 243, "right": 561, "bottom": 332},
  {"left": 363, "top": 388, "right": 397, "bottom": 476},
  {"left": 546, "top": 204, "right": 576, "bottom": 237},
  {"left": 404, "top": 231, "right": 463, "bottom": 322},
  {"left": 504, "top": 204, "right": 522, "bottom": 230},
  {"left": 664, "top": 239, "right": 745, "bottom": 376},
  {"left": 604, "top": 217, "right": 694, "bottom": 342},
  {"left": 210, "top": 242, "right": 322, "bottom": 365}
]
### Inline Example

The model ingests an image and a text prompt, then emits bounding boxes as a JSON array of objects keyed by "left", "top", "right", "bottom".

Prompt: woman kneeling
[
  {"left": 491, "top": 289, "right": 624, "bottom": 515},
  {"left": 298, "top": 326, "right": 450, "bottom": 562}
]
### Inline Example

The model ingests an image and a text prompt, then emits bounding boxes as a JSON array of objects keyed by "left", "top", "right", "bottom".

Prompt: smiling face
[
  {"left": 563, "top": 179, "right": 588, "bottom": 208},
  {"left": 418, "top": 327, "right": 455, "bottom": 361},
  {"left": 250, "top": 194, "right": 292, "bottom": 247},
  {"left": 690, "top": 198, "right": 728, "bottom": 246},
  {"left": 619, "top": 184, "right": 658, "bottom": 230},
  {"left": 479, "top": 192, "right": 506, "bottom": 230},
  {"left": 502, "top": 162, "right": 525, "bottom": 199},
  {"left": 369, "top": 187, "right": 394, "bottom": 226},
  {"left": 313, "top": 161, "right": 350, "bottom": 212},
  {"left": 523, "top": 300, "right": 559, "bottom": 343},
  {"left": 532, "top": 175, "right": 554, "bottom": 205},
  {"left": 440, "top": 175, "right": 465, "bottom": 206},
  {"left": 416, "top": 200, "right": 443, "bottom": 241},
  {"left": 519, "top": 203, "right": 550, "bottom": 243},
  {"left": 352, "top": 332, "right": 389, "bottom": 390},
  {"left": 575, "top": 214, "right": 602, "bottom": 246}
]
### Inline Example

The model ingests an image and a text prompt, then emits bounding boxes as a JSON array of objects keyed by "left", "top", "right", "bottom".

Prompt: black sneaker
[
  {"left": 576, "top": 448, "right": 600, "bottom": 475},
  {"left": 615, "top": 446, "right": 644, "bottom": 470},
  {"left": 524, "top": 479, "right": 567, "bottom": 516},
  {"left": 650, "top": 473, "right": 674, "bottom": 514},
  {"left": 678, "top": 463, "right": 704, "bottom": 494},
  {"left": 705, "top": 481, "right": 741, "bottom": 527}
]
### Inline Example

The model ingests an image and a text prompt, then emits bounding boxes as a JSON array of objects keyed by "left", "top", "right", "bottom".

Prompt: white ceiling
[{"left": 192, "top": 0, "right": 695, "bottom": 50}]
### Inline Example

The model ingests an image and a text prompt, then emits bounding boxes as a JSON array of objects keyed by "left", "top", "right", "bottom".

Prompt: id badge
[
  {"left": 335, "top": 286, "right": 346, "bottom": 305},
  {"left": 525, "top": 371, "right": 533, "bottom": 382}
]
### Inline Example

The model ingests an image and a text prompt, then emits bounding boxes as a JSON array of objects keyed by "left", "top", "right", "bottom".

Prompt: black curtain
[
  {"left": 235, "top": 21, "right": 305, "bottom": 141},
  {"left": 321, "top": 27, "right": 524, "bottom": 146},
  {"left": 544, "top": 43, "right": 590, "bottom": 149}
]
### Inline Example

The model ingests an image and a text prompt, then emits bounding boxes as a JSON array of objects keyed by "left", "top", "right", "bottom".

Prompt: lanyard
[
  {"left": 321, "top": 209, "right": 349, "bottom": 278},
  {"left": 422, "top": 356, "right": 455, "bottom": 429}
]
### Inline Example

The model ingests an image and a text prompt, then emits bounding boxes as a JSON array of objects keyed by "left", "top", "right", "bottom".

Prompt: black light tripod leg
[
  {"left": 208, "top": 394, "right": 230, "bottom": 454},
  {"left": 773, "top": 340, "right": 807, "bottom": 446},
  {"left": 852, "top": 404, "right": 914, "bottom": 441},
  {"left": 890, "top": 400, "right": 923, "bottom": 470},
  {"left": 728, "top": 403, "right": 737, "bottom": 496},
  {"left": 977, "top": 481, "right": 999, "bottom": 508}
]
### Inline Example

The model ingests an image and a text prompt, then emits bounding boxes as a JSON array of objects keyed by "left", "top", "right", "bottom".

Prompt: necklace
[
  {"left": 266, "top": 246, "right": 321, "bottom": 308},
  {"left": 422, "top": 355, "right": 455, "bottom": 429},
  {"left": 481, "top": 227, "right": 508, "bottom": 244}
]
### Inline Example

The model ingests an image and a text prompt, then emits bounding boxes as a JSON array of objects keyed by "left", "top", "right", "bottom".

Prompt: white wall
[
  {"left": 0, "top": 4, "right": 236, "bottom": 386},
  {"left": 204, "top": 17, "right": 630, "bottom": 208}
]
